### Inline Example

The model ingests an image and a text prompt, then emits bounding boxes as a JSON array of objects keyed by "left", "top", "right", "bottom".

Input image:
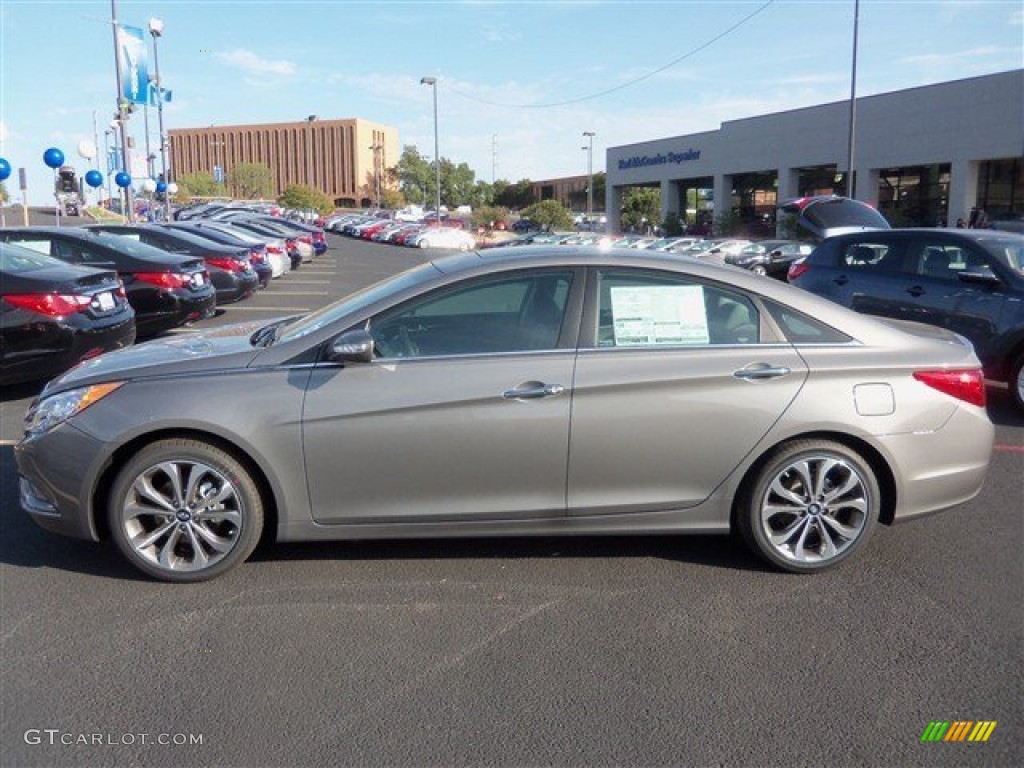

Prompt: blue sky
[{"left": 1, "top": 0, "right": 1021, "bottom": 205}]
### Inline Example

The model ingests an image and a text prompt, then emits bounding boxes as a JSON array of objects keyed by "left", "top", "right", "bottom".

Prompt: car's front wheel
[
  {"left": 108, "top": 439, "right": 264, "bottom": 582},
  {"left": 737, "top": 440, "right": 879, "bottom": 572}
]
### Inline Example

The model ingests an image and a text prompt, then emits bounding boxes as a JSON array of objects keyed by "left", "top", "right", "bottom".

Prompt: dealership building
[
  {"left": 168, "top": 118, "right": 399, "bottom": 207},
  {"left": 605, "top": 69, "right": 1023, "bottom": 234}
]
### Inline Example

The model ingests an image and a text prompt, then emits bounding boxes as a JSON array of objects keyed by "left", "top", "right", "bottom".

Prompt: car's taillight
[
  {"left": 4, "top": 293, "right": 92, "bottom": 316},
  {"left": 913, "top": 369, "right": 986, "bottom": 408},
  {"left": 250, "top": 248, "right": 266, "bottom": 263},
  {"left": 285, "top": 238, "right": 297, "bottom": 249},
  {"left": 134, "top": 271, "right": 191, "bottom": 289},
  {"left": 266, "top": 244, "right": 283, "bottom": 254},
  {"left": 206, "top": 257, "right": 246, "bottom": 272},
  {"left": 787, "top": 260, "right": 810, "bottom": 281},
  {"left": 115, "top": 281, "right": 127, "bottom": 299},
  {"left": 312, "top": 232, "right": 325, "bottom": 243},
  {"left": 299, "top": 235, "right": 312, "bottom": 245}
]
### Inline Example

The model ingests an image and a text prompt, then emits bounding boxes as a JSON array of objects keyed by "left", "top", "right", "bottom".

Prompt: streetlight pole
[
  {"left": 149, "top": 17, "right": 169, "bottom": 218},
  {"left": 846, "top": 0, "right": 860, "bottom": 198},
  {"left": 420, "top": 77, "right": 441, "bottom": 223},
  {"left": 369, "top": 143, "right": 383, "bottom": 209},
  {"left": 583, "top": 131, "right": 595, "bottom": 223},
  {"left": 210, "top": 138, "right": 225, "bottom": 193},
  {"left": 110, "top": 0, "right": 134, "bottom": 219},
  {"left": 305, "top": 115, "right": 317, "bottom": 189}
]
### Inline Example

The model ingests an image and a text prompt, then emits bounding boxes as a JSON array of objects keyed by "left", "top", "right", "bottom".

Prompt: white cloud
[
  {"left": 215, "top": 49, "right": 297, "bottom": 76},
  {"left": 0, "top": 121, "right": 8, "bottom": 142}
]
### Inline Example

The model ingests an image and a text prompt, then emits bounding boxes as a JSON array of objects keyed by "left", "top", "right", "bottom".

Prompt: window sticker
[{"left": 609, "top": 285, "right": 709, "bottom": 346}]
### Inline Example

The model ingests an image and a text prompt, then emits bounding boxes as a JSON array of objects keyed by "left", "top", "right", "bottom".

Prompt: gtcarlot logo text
[{"left": 24, "top": 729, "right": 204, "bottom": 747}]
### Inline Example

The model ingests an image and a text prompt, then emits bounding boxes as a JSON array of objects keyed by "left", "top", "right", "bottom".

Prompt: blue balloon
[
  {"left": 0, "top": 157, "right": 10, "bottom": 181},
  {"left": 156, "top": 181, "right": 167, "bottom": 193},
  {"left": 43, "top": 147, "right": 65, "bottom": 169},
  {"left": 115, "top": 172, "right": 132, "bottom": 188},
  {"left": 85, "top": 170, "right": 104, "bottom": 188}
]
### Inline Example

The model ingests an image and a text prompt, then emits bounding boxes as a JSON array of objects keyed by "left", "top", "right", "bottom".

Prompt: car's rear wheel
[
  {"left": 738, "top": 440, "right": 879, "bottom": 572},
  {"left": 751, "top": 264, "right": 767, "bottom": 275},
  {"left": 108, "top": 439, "right": 263, "bottom": 583}
]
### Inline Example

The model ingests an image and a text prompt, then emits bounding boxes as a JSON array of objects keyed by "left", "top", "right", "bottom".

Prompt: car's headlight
[{"left": 25, "top": 382, "right": 124, "bottom": 435}]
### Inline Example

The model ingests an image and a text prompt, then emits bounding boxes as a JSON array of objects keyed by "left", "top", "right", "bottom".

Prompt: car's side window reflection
[
  {"left": 594, "top": 270, "right": 760, "bottom": 347},
  {"left": 370, "top": 271, "right": 573, "bottom": 358}
]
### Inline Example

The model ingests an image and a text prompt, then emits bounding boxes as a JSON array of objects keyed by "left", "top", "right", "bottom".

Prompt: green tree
[
  {"left": 620, "top": 187, "right": 661, "bottom": 232},
  {"left": 471, "top": 205, "right": 510, "bottom": 231},
  {"left": 0, "top": 181, "right": 8, "bottom": 203},
  {"left": 381, "top": 187, "right": 405, "bottom": 209},
  {"left": 521, "top": 199, "right": 573, "bottom": 231},
  {"left": 396, "top": 146, "right": 434, "bottom": 207},
  {"left": 229, "top": 163, "right": 275, "bottom": 200},
  {"left": 177, "top": 172, "right": 221, "bottom": 198},
  {"left": 278, "top": 184, "right": 333, "bottom": 215},
  {"left": 712, "top": 208, "right": 744, "bottom": 236},
  {"left": 496, "top": 179, "right": 535, "bottom": 210}
]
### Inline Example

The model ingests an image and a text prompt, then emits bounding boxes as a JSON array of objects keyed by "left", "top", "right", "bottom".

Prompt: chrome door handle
[
  {"left": 733, "top": 365, "right": 791, "bottom": 381},
  {"left": 502, "top": 383, "right": 565, "bottom": 400}
]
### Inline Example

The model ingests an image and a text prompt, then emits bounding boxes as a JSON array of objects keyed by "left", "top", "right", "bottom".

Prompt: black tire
[
  {"left": 737, "top": 440, "right": 880, "bottom": 573},
  {"left": 107, "top": 439, "right": 264, "bottom": 583},
  {"left": 751, "top": 264, "right": 767, "bottom": 276}
]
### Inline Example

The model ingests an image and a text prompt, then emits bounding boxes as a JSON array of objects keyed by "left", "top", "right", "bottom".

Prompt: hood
[
  {"left": 42, "top": 318, "right": 275, "bottom": 393},
  {"left": 780, "top": 196, "right": 890, "bottom": 240}
]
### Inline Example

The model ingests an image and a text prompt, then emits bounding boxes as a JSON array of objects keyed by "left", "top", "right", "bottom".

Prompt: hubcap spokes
[
  {"left": 123, "top": 461, "right": 241, "bottom": 572},
  {"left": 760, "top": 457, "right": 869, "bottom": 564}
]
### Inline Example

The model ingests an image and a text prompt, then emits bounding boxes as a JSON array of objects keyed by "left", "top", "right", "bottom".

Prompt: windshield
[{"left": 276, "top": 261, "right": 441, "bottom": 343}]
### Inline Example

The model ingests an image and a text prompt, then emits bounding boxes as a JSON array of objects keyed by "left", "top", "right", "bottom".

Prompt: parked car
[
  {"left": 170, "top": 221, "right": 291, "bottom": 278},
  {"left": 0, "top": 228, "right": 215, "bottom": 338},
  {"left": 15, "top": 247, "right": 992, "bottom": 582},
  {"left": 162, "top": 222, "right": 285, "bottom": 281},
  {"left": 219, "top": 220, "right": 305, "bottom": 269},
  {"left": 409, "top": 226, "right": 476, "bottom": 251},
  {"left": 1, "top": 242, "right": 136, "bottom": 386},
  {"left": 728, "top": 240, "right": 814, "bottom": 278},
  {"left": 789, "top": 226, "right": 1024, "bottom": 411},
  {"left": 86, "top": 224, "right": 261, "bottom": 302}
]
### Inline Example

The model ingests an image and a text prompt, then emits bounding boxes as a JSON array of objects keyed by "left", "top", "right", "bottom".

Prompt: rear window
[
  {"left": 0, "top": 242, "right": 63, "bottom": 272},
  {"left": 803, "top": 198, "right": 890, "bottom": 231}
]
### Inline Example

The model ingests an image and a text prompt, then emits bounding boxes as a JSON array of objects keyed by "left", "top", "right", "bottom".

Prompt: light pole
[
  {"left": 420, "top": 76, "right": 441, "bottom": 223},
  {"left": 149, "top": 17, "right": 169, "bottom": 218},
  {"left": 846, "top": 0, "right": 860, "bottom": 198},
  {"left": 210, "top": 138, "right": 225, "bottom": 193},
  {"left": 582, "top": 131, "right": 595, "bottom": 223},
  {"left": 305, "top": 115, "right": 317, "bottom": 189},
  {"left": 369, "top": 143, "right": 383, "bottom": 209},
  {"left": 110, "top": 0, "right": 134, "bottom": 219}
]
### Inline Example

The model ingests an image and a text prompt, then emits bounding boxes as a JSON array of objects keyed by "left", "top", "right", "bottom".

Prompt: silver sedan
[{"left": 16, "top": 247, "right": 994, "bottom": 582}]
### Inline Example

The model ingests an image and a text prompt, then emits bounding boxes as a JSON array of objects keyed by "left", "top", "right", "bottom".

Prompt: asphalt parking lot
[{"left": 1, "top": 233, "right": 1021, "bottom": 767}]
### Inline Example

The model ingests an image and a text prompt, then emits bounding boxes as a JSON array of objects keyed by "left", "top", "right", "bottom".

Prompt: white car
[{"left": 411, "top": 227, "right": 476, "bottom": 251}]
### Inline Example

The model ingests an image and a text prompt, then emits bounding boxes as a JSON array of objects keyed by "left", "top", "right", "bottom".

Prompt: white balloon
[
  {"left": 77, "top": 140, "right": 97, "bottom": 160},
  {"left": 141, "top": 178, "right": 157, "bottom": 193},
  {"left": 167, "top": 183, "right": 179, "bottom": 194}
]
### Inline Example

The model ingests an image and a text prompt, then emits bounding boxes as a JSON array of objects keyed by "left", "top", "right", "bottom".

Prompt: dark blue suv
[{"left": 789, "top": 224, "right": 1024, "bottom": 411}]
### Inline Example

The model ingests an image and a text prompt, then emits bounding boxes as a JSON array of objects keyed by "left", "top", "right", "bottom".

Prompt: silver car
[{"left": 16, "top": 247, "right": 994, "bottom": 582}]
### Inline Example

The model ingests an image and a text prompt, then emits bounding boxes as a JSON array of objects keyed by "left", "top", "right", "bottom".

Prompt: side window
[
  {"left": 839, "top": 240, "right": 905, "bottom": 272},
  {"left": 370, "top": 271, "right": 573, "bottom": 358},
  {"left": 910, "top": 240, "right": 986, "bottom": 279},
  {"left": 762, "top": 299, "right": 851, "bottom": 344},
  {"left": 3, "top": 238, "right": 52, "bottom": 257},
  {"left": 594, "top": 270, "right": 760, "bottom": 347}
]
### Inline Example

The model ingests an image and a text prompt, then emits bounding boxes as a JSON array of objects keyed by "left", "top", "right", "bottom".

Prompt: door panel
[
  {"left": 568, "top": 346, "right": 806, "bottom": 515},
  {"left": 302, "top": 354, "right": 575, "bottom": 524}
]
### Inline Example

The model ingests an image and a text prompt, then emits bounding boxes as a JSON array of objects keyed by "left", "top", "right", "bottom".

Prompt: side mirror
[
  {"left": 957, "top": 266, "right": 1000, "bottom": 285},
  {"left": 328, "top": 329, "right": 375, "bottom": 364}
]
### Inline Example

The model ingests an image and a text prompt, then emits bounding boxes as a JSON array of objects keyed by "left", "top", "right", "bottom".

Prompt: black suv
[{"left": 789, "top": 225, "right": 1024, "bottom": 411}]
